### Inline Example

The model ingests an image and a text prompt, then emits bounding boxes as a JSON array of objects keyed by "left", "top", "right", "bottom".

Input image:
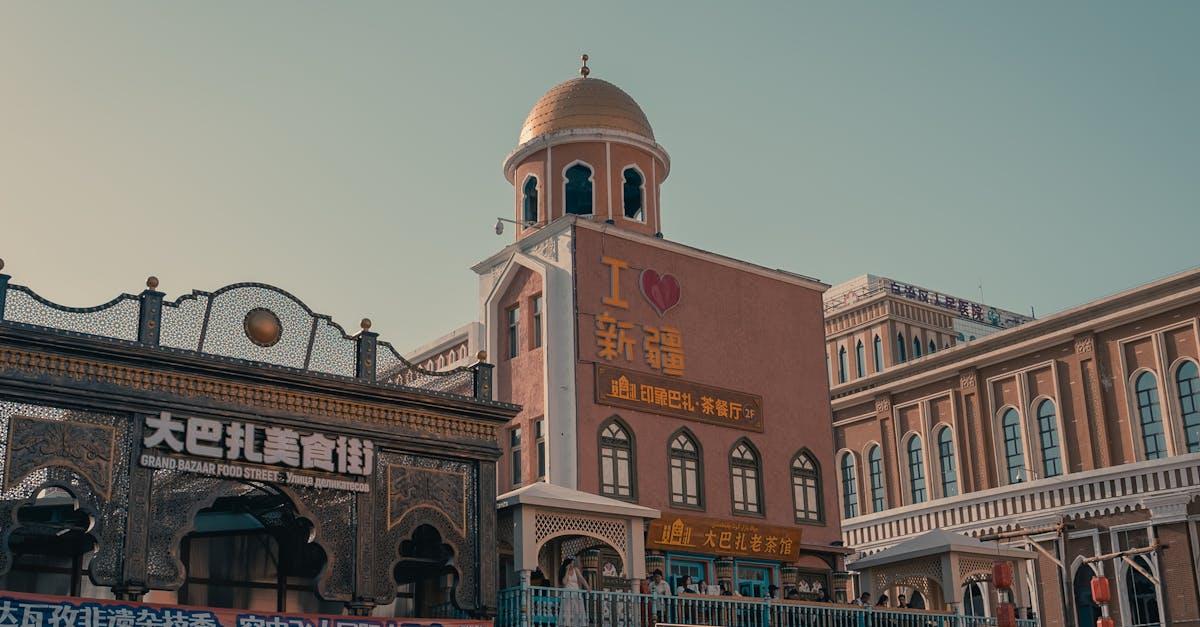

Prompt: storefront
[{"left": 0, "top": 271, "right": 517, "bottom": 620}]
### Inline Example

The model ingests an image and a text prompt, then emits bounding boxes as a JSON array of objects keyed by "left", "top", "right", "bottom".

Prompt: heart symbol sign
[{"left": 639, "top": 269, "right": 681, "bottom": 316}]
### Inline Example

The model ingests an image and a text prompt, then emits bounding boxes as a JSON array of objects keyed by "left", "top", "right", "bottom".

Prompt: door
[{"left": 736, "top": 564, "right": 773, "bottom": 598}]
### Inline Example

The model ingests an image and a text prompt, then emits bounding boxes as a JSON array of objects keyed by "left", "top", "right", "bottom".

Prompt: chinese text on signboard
[
  {"left": 596, "top": 365, "right": 763, "bottom": 432},
  {"left": 593, "top": 256, "right": 687, "bottom": 377},
  {"left": 647, "top": 516, "right": 802, "bottom": 561}
]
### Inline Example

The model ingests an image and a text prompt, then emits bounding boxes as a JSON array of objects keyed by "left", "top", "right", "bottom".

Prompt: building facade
[
  {"left": 830, "top": 268, "right": 1200, "bottom": 626},
  {"left": 0, "top": 268, "right": 515, "bottom": 624}
]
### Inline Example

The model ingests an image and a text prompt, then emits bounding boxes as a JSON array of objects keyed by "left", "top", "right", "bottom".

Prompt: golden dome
[{"left": 519, "top": 77, "right": 654, "bottom": 145}]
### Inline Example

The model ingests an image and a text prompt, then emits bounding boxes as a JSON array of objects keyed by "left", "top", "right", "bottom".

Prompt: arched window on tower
[
  {"left": 599, "top": 418, "right": 635, "bottom": 500},
  {"left": 913, "top": 337, "right": 923, "bottom": 358},
  {"left": 1175, "top": 361, "right": 1200, "bottom": 453},
  {"left": 790, "top": 450, "right": 822, "bottom": 523},
  {"left": 855, "top": 341, "right": 865, "bottom": 378},
  {"left": 873, "top": 335, "right": 883, "bottom": 373},
  {"left": 1036, "top": 400, "right": 1062, "bottom": 477},
  {"left": 564, "top": 163, "right": 594, "bottom": 216},
  {"left": 897, "top": 333, "right": 907, "bottom": 362},
  {"left": 522, "top": 176, "right": 539, "bottom": 224},
  {"left": 622, "top": 168, "right": 644, "bottom": 221},
  {"left": 1135, "top": 372, "right": 1166, "bottom": 460},
  {"left": 837, "top": 347, "right": 847, "bottom": 383},
  {"left": 929, "top": 339, "right": 937, "bottom": 355}
]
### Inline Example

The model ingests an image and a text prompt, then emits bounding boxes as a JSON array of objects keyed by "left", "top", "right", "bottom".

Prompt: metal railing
[{"left": 496, "top": 586, "right": 1039, "bottom": 627}]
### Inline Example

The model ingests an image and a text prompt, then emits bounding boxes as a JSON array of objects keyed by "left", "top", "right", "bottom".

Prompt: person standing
[
  {"left": 557, "top": 556, "right": 591, "bottom": 627},
  {"left": 648, "top": 569, "right": 671, "bottom": 624}
]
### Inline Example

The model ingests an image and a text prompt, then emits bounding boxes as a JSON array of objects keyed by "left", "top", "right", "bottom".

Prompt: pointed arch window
[
  {"left": 564, "top": 163, "right": 594, "bottom": 215},
  {"left": 1135, "top": 372, "right": 1166, "bottom": 460},
  {"left": 929, "top": 339, "right": 937, "bottom": 354},
  {"left": 669, "top": 430, "right": 702, "bottom": 508},
  {"left": 791, "top": 451, "right": 822, "bottom": 523},
  {"left": 1002, "top": 408, "right": 1025, "bottom": 484},
  {"left": 1036, "top": 400, "right": 1062, "bottom": 477},
  {"left": 1124, "top": 556, "right": 1161, "bottom": 625},
  {"left": 730, "top": 441, "right": 762, "bottom": 514},
  {"left": 1176, "top": 361, "right": 1200, "bottom": 453},
  {"left": 522, "top": 176, "right": 539, "bottom": 224},
  {"left": 873, "top": 335, "right": 883, "bottom": 373},
  {"left": 855, "top": 341, "right": 866, "bottom": 378},
  {"left": 913, "top": 337, "right": 923, "bottom": 358},
  {"left": 839, "top": 452, "right": 858, "bottom": 518},
  {"left": 622, "top": 168, "right": 644, "bottom": 221},
  {"left": 867, "top": 445, "right": 885, "bottom": 512},
  {"left": 599, "top": 419, "right": 635, "bottom": 499},
  {"left": 897, "top": 333, "right": 907, "bottom": 362},
  {"left": 837, "top": 347, "right": 847, "bottom": 383},
  {"left": 936, "top": 426, "right": 958, "bottom": 497},
  {"left": 907, "top": 435, "right": 926, "bottom": 504}
]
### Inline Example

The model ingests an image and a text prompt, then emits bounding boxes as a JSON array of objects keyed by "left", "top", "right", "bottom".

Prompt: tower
[{"left": 502, "top": 56, "right": 671, "bottom": 240}]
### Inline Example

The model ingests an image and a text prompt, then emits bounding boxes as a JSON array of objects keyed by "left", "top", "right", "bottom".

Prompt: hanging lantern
[
  {"left": 1096, "top": 617, "right": 1115, "bottom": 627},
  {"left": 995, "top": 602, "right": 1016, "bottom": 627},
  {"left": 1090, "top": 576, "right": 1110, "bottom": 604},
  {"left": 992, "top": 561, "right": 1014, "bottom": 590}
]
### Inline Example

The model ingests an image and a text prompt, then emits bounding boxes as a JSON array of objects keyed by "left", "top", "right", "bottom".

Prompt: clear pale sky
[{"left": 2, "top": 3, "right": 1197, "bottom": 352}]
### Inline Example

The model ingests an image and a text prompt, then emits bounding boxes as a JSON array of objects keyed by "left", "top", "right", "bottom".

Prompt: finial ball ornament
[
  {"left": 476, "top": 350, "right": 488, "bottom": 362},
  {"left": 360, "top": 318, "right": 372, "bottom": 331},
  {"left": 146, "top": 276, "right": 159, "bottom": 290}
]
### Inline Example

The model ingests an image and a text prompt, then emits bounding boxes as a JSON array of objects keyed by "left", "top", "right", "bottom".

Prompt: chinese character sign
[
  {"left": 596, "top": 365, "right": 764, "bottom": 432},
  {"left": 647, "top": 516, "right": 802, "bottom": 561},
  {"left": 593, "top": 256, "right": 686, "bottom": 377}
]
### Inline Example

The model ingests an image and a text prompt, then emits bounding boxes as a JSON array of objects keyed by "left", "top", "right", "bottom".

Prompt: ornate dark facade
[{"left": 0, "top": 268, "right": 517, "bottom": 618}]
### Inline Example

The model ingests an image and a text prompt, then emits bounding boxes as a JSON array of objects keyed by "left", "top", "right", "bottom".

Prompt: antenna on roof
[
  {"left": 978, "top": 279, "right": 985, "bottom": 304},
  {"left": 1030, "top": 305, "right": 1036, "bottom": 319}
]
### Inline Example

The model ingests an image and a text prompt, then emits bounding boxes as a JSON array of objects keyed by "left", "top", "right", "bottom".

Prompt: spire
[{"left": 580, "top": 54, "right": 590, "bottom": 78}]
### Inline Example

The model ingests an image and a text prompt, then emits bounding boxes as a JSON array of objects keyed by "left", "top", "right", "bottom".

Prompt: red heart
[{"left": 639, "top": 269, "right": 681, "bottom": 316}]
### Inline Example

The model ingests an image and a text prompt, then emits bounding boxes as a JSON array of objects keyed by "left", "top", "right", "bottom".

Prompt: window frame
[
  {"left": 1175, "top": 359, "right": 1200, "bottom": 454},
  {"left": 838, "top": 451, "right": 859, "bottom": 519},
  {"left": 521, "top": 174, "right": 540, "bottom": 225},
  {"left": 729, "top": 439, "right": 764, "bottom": 517},
  {"left": 667, "top": 428, "right": 704, "bottom": 510},
  {"left": 905, "top": 433, "right": 927, "bottom": 504},
  {"left": 509, "top": 426, "right": 523, "bottom": 487},
  {"left": 531, "top": 294, "right": 543, "bottom": 349},
  {"left": 866, "top": 444, "right": 886, "bottom": 513},
  {"left": 562, "top": 160, "right": 595, "bottom": 217},
  {"left": 1131, "top": 370, "right": 1167, "bottom": 461},
  {"left": 535, "top": 418, "right": 546, "bottom": 480},
  {"left": 598, "top": 417, "right": 636, "bottom": 501},
  {"left": 897, "top": 333, "right": 907, "bottom": 362},
  {"left": 873, "top": 335, "right": 883, "bottom": 373},
  {"left": 855, "top": 340, "right": 865, "bottom": 379},
  {"left": 790, "top": 449, "right": 824, "bottom": 524},
  {"left": 999, "top": 406, "right": 1026, "bottom": 484},
  {"left": 935, "top": 425, "right": 958, "bottom": 498},
  {"left": 1034, "top": 399, "right": 1062, "bottom": 478},
  {"left": 837, "top": 346, "right": 847, "bottom": 383},
  {"left": 505, "top": 304, "right": 520, "bottom": 359},
  {"left": 620, "top": 165, "right": 646, "bottom": 223}
]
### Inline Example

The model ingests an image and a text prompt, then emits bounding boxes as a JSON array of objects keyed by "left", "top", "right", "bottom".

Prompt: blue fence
[{"left": 496, "top": 586, "right": 1038, "bottom": 627}]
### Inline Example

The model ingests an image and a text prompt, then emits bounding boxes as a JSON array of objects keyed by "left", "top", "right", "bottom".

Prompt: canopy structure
[
  {"left": 848, "top": 529, "right": 1036, "bottom": 613},
  {"left": 497, "top": 482, "right": 660, "bottom": 588}
]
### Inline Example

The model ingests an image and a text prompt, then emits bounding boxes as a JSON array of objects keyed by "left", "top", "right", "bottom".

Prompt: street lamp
[{"left": 494, "top": 217, "right": 542, "bottom": 236}]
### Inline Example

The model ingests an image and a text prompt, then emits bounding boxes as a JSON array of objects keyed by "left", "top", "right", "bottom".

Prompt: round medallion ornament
[{"left": 243, "top": 308, "right": 283, "bottom": 347}]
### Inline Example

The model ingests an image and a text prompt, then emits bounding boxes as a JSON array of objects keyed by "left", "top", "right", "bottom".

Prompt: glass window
[
  {"left": 929, "top": 339, "right": 937, "bottom": 354},
  {"left": 897, "top": 333, "right": 907, "bottom": 362},
  {"left": 535, "top": 419, "right": 546, "bottom": 479},
  {"left": 509, "top": 427, "right": 522, "bottom": 486},
  {"left": 1124, "top": 556, "right": 1161, "bottom": 626},
  {"left": 599, "top": 420, "right": 634, "bottom": 499},
  {"left": 913, "top": 338, "right": 922, "bottom": 358},
  {"left": 667, "top": 557, "right": 709, "bottom": 596},
  {"left": 505, "top": 305, "right": 519, "bottom": 359},
  {"left": 837, "top": 347, "right": 847, "bottom": 383},
  {"left": 736, "top": 564, "right": 774, "bottom": 598},
  {"left": 791, "top": 451, "right": 821, "bottom": 523},
  {"left": 1036, "top": 400, "right": 1062, "bottom": 477},
  {"left": 1176, "top": 361, "right": 1200, "bottom": 453},
  {"left": 907, "top": 436, "right": 926, "bottom": 504},
  {"left": 937, "top": 427, "right": 957, "bottom": 497},
  {"left": 1002, "top": 408, "right": 1025, "bottom": 483},
  {"left": 669, "top": 431, "right": 702, "bottom": 507},
  {"left": 1135, "top": 372, "right": 1166, "bottom": 459},
  {"left": 522, "top": 176, "right": 538, "bottom": 224},
  {"left": 840, "top": 453, "right": 858, "bottom": 518},
  {"left": 873, "top": 335, "right": 883, "bottom": 373},
  {"left": 564, "top": 163, "right": 593, "bottom": 215},
  {"left": 531, "top": 295, "right": 543, "bottom": 349},
  {"left": 731, "top": 441, "right": 762, "bottom": 514},
  {"left": 868, "top": 445, "right": 885, "bottom": 512},
  {"left": 963, "top": 582, "right": 986, "bottom": 617},
  {"left": 855, "top": 341, "right": 865, "bottom": 378},
  {"left": 622, "top": 168, "right": 644, "bottom": 221}
]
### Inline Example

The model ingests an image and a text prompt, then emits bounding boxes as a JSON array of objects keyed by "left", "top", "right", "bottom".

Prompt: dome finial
[{"left": 580, "top": 54, "right": 590, "bottom": 78}]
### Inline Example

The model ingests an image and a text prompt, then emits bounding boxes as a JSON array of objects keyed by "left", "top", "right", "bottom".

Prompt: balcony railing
[{"left": 496, "top": 585, "right": 1038, "bottom": 627}]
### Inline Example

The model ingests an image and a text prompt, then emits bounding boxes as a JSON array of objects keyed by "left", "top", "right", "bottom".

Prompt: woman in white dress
[{"left": 558, "top": 556, "right": 591, "bottom": 627}]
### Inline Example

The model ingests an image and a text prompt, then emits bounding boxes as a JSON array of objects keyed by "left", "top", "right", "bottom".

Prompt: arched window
[
  {"left": 622, "top": 168, "right": 644, "bottom": 221},
  {"left": 1124, "top": 556, "right": 1161, "bottom": 625},
  {"left": 791, "top": 451, "right": 822, "bottom": 523},
  {"left": 873, "top": 335, "right": 883, "bottom": 373},
  {"left": 1001, "top": 408, "right": 1025, "bottom": 484},
  {"left": 1134, "top": 372, "right": 1166, "bottom": 459},
  {"left": 929, "top": 339, "right": 937, "bottom": 354},
  {"left": 963, "top": 582, "right": 986, "bottom": 617},
  {"left": 897, "top": 333, "right": 907, "bottom": 362},
  {"left": 1073, "top": 567, "right": 1101, "bottom": 627},
  {"left": 907, "top": 436, "right": 926, "bottom": 504},
  {"left": 1176, "top": 361, "right": 1200, "bottom": 453},
  {"left": 669, "top": 430, "right": 702, "bottom": 508},
  {"left": 730, "top": 441, "right": 762, "bottom": 514},
  {"left": 599, "top": 419, "right": 634, "bottom": 499},
  {"left": 855, "top": 341, "right": 865, "bottom": 378},
  {"left": 521, "top": 176, "right": 539, "bottom": 224},
  {"left": 936, "top": 426, "right": 958, "bottom": 497},
  {"left": 867, "top": 445, "right": 885, "bottom": 512},
  {"left": 839, "top": 453, "right": 858, "bottom": 518},
  {"left": 837, "top": 347, "right": 847, "bottom": 383},
  {"left": 564, "top": 163, "right": 594, "bottom": 216},
  {"left": 1036, "top": 400, "right": 1062, "bottom": 477},
  {"left": 913, "top": 337, "right": 923, "bottom": 358}
]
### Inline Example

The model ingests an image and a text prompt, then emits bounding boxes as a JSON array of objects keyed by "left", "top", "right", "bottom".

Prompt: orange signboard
[
  {"left": 595, "top": 365, "right": 764, "bottom": 431},
  {"left": 647, "top": 515, "right": 803, "bottom": 561}
]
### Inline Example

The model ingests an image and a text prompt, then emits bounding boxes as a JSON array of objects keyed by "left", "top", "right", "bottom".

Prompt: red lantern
[
  {"left": 1096, "top": 618, "right": 1115, "bottom": 627},
  {"left": 992, "top": 562, "right": 1014, "bottom": 590},
  {"left": 996, "top": 602, "right": 1016, "bottom": 627},
  {"left": 1090, "top": 576, "right": 1111, "bottom": 604}
]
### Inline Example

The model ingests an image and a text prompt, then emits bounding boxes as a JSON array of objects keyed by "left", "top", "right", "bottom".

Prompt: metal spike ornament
[{"left": 580, "top": 54, "right": 590, "bottom": 78}]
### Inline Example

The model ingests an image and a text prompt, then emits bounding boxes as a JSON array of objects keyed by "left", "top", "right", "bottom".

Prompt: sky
[{"left": 2, "top": 2, "right": 1197, "bottom": 352}]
